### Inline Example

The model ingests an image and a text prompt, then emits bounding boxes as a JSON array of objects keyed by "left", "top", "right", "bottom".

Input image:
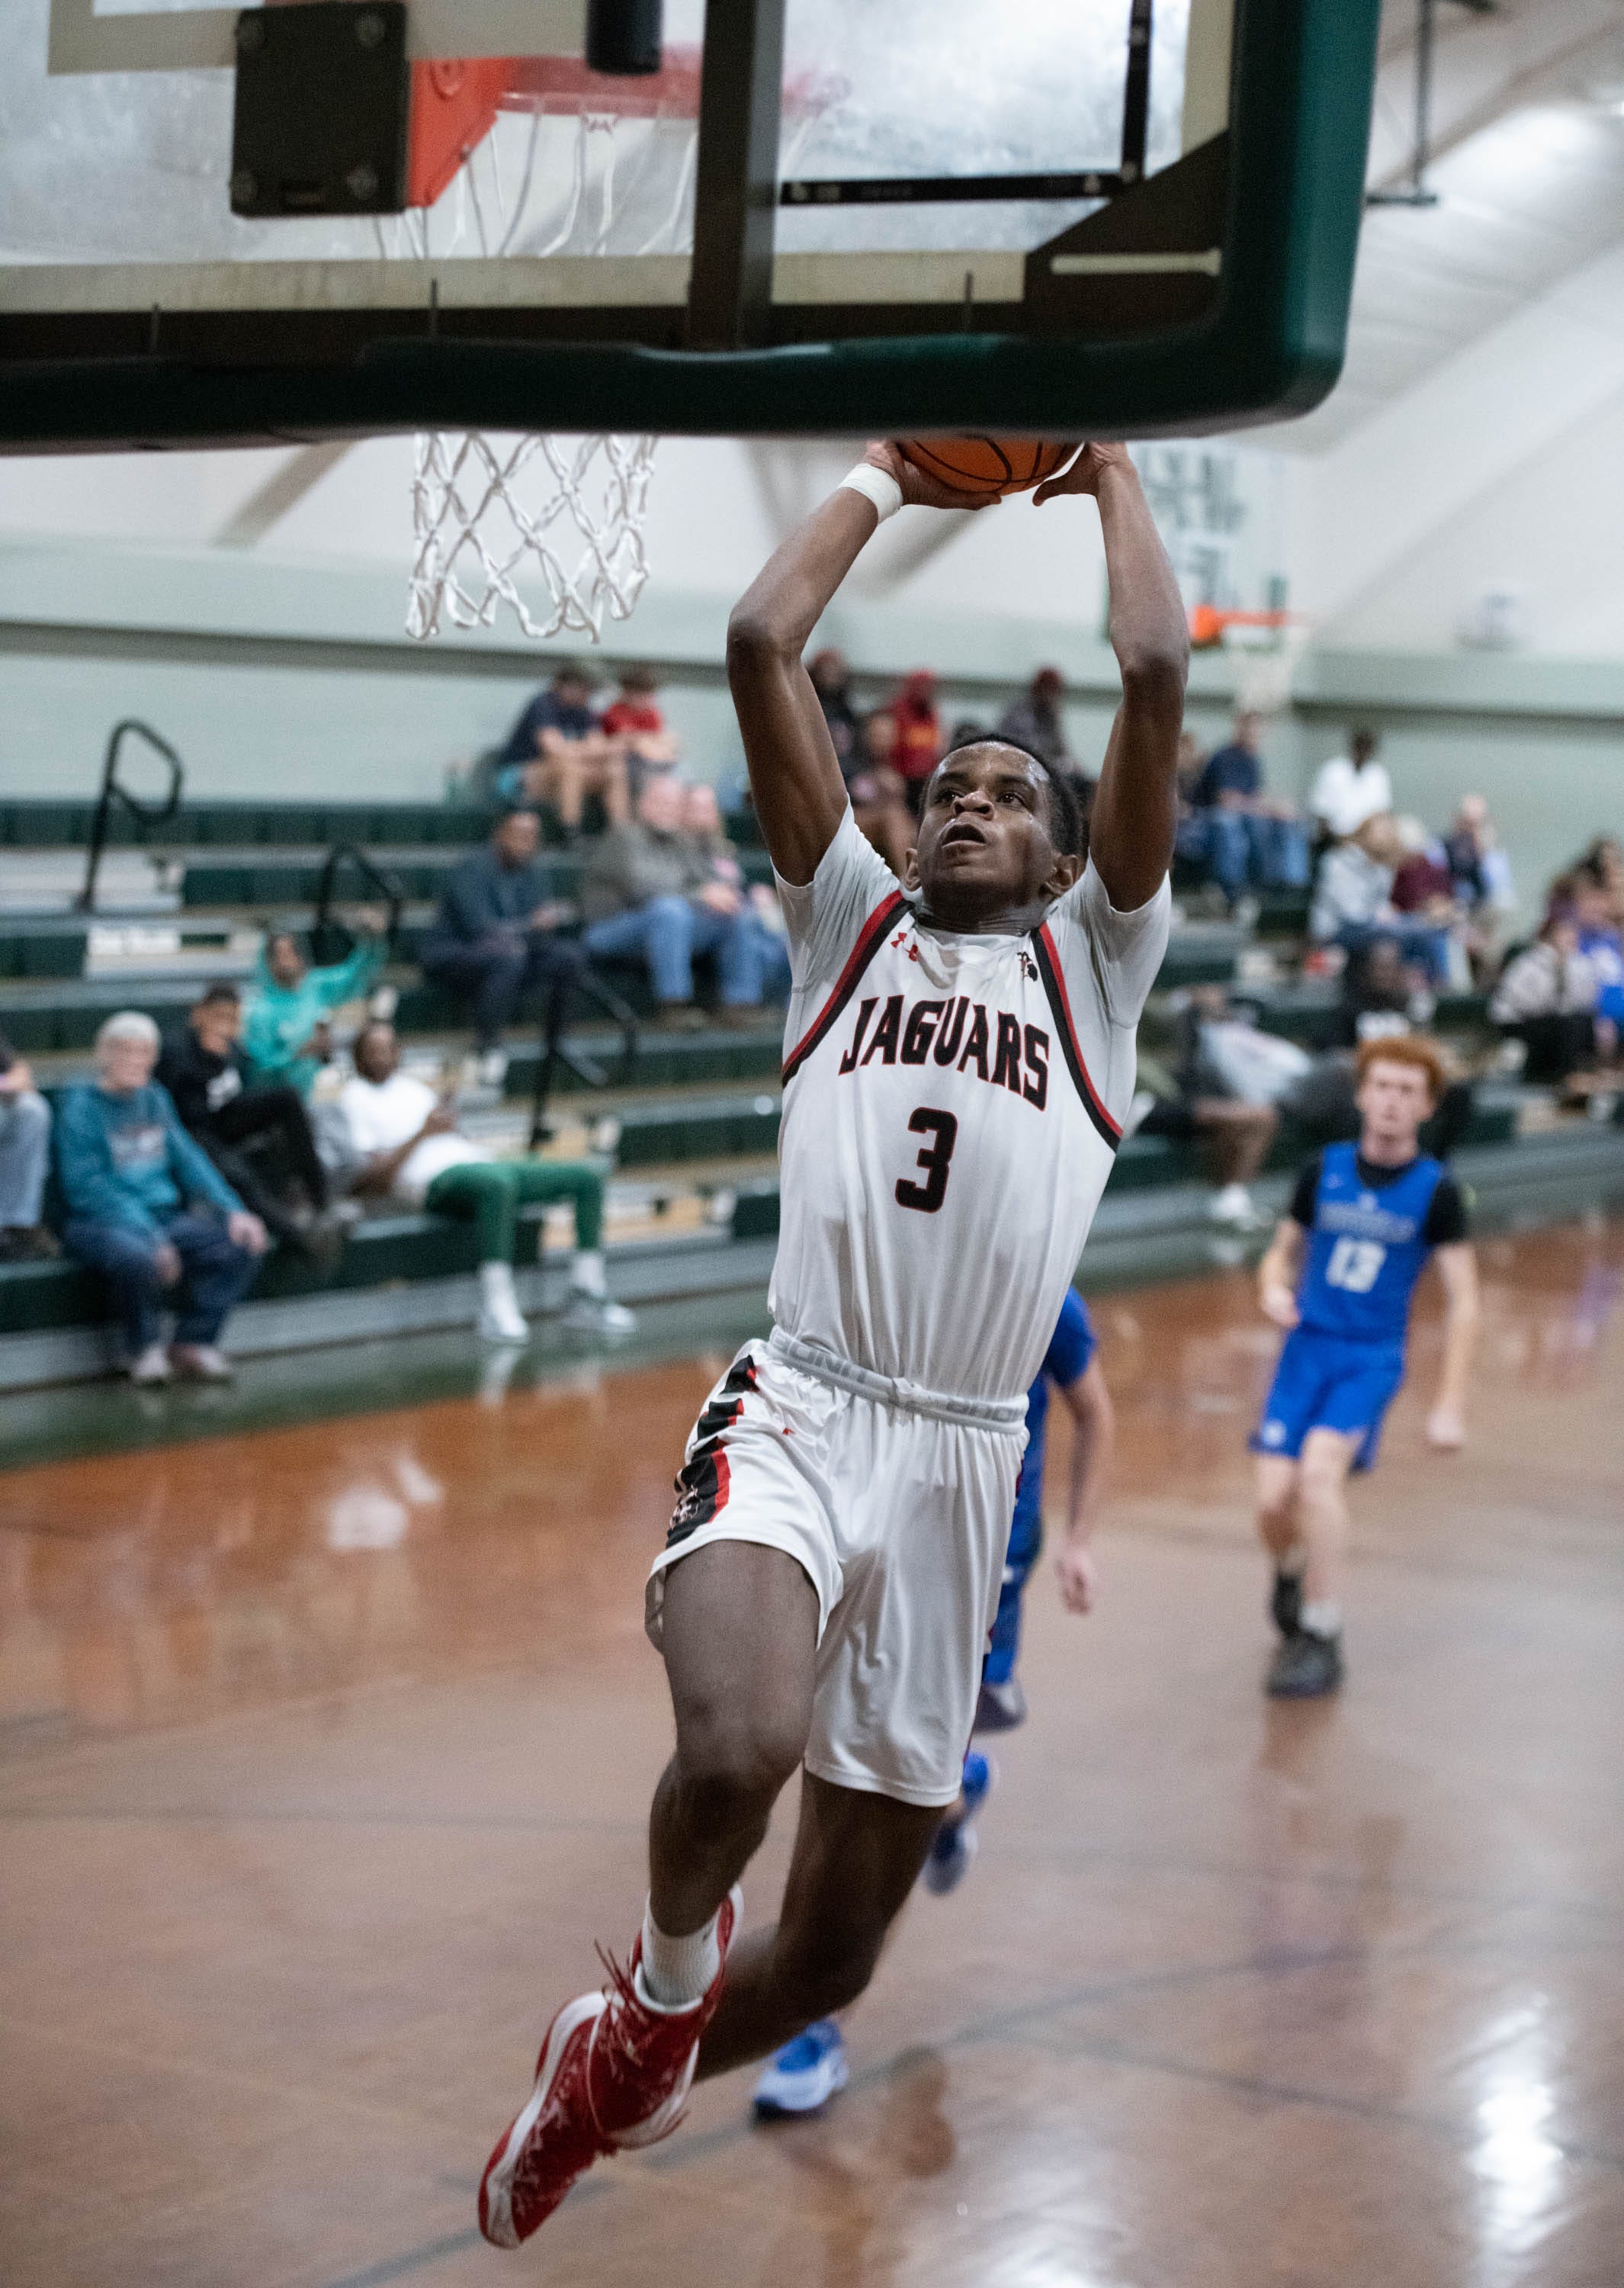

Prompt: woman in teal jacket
[{"left": 242, "top": 925, "right": 384, "bottom": 1097}]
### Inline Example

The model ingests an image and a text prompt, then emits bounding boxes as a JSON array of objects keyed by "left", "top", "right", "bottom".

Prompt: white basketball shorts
[{"left": 645, "top": 1332, "right": 1028, "bottom": 1809}]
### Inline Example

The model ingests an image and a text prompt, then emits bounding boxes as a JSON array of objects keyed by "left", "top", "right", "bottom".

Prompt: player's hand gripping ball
[
  {"left": 897, "top": 435, "right": 1074, "bottom": 501},
  {"left": 868, "top": 439, "right": 1134, "bottom": 512}
]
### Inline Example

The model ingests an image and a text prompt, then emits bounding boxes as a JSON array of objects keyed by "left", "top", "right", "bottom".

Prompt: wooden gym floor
[{"left": 2, "top": 1216, "right": 1622, "bottom": 2288}]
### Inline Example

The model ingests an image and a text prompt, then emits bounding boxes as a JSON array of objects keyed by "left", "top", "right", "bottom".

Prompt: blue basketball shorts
[{"left": 1250, "top": 1328, "right": 1407, "bottom": 1473}]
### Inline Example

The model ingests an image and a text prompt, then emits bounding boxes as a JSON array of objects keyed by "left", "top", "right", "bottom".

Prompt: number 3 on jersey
[
  {"left": 1325, "top": 1235, "right": 1386, "bottom": 1293},
  {"left": 895, "top": 1108, "right": 958, "bottom": 1213}
]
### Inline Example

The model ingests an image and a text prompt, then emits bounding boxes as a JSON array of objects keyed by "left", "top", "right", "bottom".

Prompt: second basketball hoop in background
[{"left": 406, "top": 430, "right": 657, "bottom": 643}]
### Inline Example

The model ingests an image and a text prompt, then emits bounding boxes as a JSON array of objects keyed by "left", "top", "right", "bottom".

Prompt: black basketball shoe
[
  {"left": 1269, "top": 1567, "right": 1305, "bottom": 1640},
  {"left": 1265, "top": 1628, "right": 1343, "bottom": 1699}
]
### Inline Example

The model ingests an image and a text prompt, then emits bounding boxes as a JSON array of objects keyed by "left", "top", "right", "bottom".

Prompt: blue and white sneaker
[
  {"left": 922, "top": 1750, "right": 996, "bottom": 1896},
  {"left": 751, "top": 2019, "right": 849, "bottom": 2117}
]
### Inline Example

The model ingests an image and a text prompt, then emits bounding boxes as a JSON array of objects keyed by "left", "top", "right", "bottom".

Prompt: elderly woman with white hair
[{"left": 55, "top": 1011, "right": 268, "bottom": 1384}]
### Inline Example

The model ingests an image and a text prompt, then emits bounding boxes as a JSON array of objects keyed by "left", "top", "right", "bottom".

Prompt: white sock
[
  {"left": 1301, "top": 1599, "right": 1342, "bottom": 1639},
  {"left": 570, "top": 1248, "right": 607, "bottom": 1298},
  {"left": 638, "top": 1901, "right": 721, "bottom": 2010},
  {"left": 479, "top": 1261, "right": 518, "bottom": 1305}
]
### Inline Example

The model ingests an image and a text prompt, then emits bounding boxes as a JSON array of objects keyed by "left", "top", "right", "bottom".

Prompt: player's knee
[
  {"left": 777, "top": 1923, "right": 881, "bottom": 2021},
  {"left": 1298, "top": 1444, "right": 1347, "bottom": 1499},
  {"left": 675, "top": 1715, "right": 803, "bottom": 1834},
  {"left": 1257, "top": 1483, "right": 1295, "bottom": 1534}
]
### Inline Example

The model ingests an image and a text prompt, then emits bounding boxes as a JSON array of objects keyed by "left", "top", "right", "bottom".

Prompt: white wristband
[{"left": 839, "top": 461, "right": 903, "bottom": 522}]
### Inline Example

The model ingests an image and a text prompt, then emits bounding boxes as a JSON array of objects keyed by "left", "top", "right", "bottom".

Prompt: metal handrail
[
  {"left": 75, "top": 719, "right": 185, "bottom": 911},
  {"left": 310, "top": 842, "right": 405, "bottom": 964},
  {"left": 530, "top": 965, "right": 640, "bottom": 1148}
]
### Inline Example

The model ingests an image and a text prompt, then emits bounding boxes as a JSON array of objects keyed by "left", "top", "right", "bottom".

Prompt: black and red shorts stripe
[{"left": 668, "top": 1352, "right": 760, "bottom": 1546}]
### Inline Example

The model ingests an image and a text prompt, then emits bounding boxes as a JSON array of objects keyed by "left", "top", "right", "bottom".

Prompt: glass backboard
[{"left": 0, "top": 0, "right": 1382, "bottom": 448}]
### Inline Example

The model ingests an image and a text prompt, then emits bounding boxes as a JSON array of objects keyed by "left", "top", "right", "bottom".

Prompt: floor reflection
[{"left": 1, "top": 1220, "right": 1622, "bottom": 2288}]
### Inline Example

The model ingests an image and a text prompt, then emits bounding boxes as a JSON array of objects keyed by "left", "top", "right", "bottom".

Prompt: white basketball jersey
[{"left": 772, "top": 808, "right": 1172, "bottom": 1403}]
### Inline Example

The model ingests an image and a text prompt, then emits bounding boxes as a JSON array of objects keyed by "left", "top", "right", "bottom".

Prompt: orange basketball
[{"left": 897, "top": 435, "right": 1072, "bottom": 500}]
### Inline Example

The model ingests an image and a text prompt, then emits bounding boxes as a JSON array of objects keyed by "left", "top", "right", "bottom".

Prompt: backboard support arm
[{"left": 686, "top": 0, "right": 784, "bottom": 350}]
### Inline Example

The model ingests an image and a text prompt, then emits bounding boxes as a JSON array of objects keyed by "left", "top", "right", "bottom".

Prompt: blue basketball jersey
[{"left": 1296, "top": 1141, "right": 1445, "bottom": 1350}]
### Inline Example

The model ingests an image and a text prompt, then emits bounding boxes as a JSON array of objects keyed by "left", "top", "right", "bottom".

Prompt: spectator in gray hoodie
[{"left": 580, "top": 775, "right": 765, "bottom": 1029}]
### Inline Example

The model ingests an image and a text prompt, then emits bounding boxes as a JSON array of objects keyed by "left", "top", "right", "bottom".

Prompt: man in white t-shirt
[
  {"left": 477, "top": 442, "right": 1188, "bottom": 2248},
  {"left": 337, "top": 1021, "right": 632, "bottom": 1342},
  {"left": 1311, "top": 727, "right": 1392, "bottom": 842}
]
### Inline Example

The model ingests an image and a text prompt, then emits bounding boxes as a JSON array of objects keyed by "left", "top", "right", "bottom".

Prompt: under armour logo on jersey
[
  {"left": 891, "top": 929, "right": 910, "bottom": 950},
  {"left": 1019, "top": 952, "right": 1039, "bottom": 983}
]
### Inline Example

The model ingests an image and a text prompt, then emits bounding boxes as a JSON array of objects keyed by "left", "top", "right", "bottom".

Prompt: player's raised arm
[
  {"left": 726, "top": 444, "right": 986, "bottom": 886},
  {"left": 1427, "top": 1241, "right": 1478, "bottom": 1449},
  {"left": 1035, "top": 445, "right": 1188, "bottom": 911}
]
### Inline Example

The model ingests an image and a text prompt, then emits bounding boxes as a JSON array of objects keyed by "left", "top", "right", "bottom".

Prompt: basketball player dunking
[{"left": 478, "top": 439, "right": 1189, "bottom": 2248}]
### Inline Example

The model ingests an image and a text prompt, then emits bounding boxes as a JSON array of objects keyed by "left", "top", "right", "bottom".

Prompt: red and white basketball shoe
[{"left": 478, "top": 1886, "right": 742, "bottom": 2249}]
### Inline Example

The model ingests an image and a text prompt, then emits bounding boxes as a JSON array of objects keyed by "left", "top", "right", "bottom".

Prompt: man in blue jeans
[
  {"left": 56, "top": 1011, "right": 268, "bottom": 1385},
  {"left": 580, "top": 773, "right": 765, "bottom": 1030},
  {"left": 419, "top": 808, "right": 586, "bottom": 1086},
  {"left": 1186, "top": 711, "right": 1309, "bottom": 909}
]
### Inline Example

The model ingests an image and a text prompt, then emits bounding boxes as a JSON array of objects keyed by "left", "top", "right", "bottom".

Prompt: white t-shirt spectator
[
  {"left": 1311, "top": 753, "right": 1393, "bottom": 840},
  {"left": 337, "top": 1072, "right": 487, "bottom": 1205}
]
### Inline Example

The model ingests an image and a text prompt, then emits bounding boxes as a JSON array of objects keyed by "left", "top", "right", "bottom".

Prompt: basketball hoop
[
  {"left": 407, "top": 429, "right": 657, "bottom": 642},
  {"left": 395, "top": 47, "right": 838, "bottom": 644},
  {"left": 396, "top": 50, "right": 704, "bottom": 644}
]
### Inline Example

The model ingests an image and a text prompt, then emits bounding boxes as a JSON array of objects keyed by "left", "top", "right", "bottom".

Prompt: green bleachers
[
  {"left": 0, "top": 799, "right": 489, "bottom": 851},
  {"left": 0, "top": 918, "right": 90, "bottom": 979}
]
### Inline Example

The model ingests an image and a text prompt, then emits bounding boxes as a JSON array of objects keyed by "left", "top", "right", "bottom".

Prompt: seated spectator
[
  {"left": 1309, "top": 726, "right": 1391, "bottom": 843},
  {"left": 809, "top": 648, "right": 864, "bottom": 780},
  {"left": 338, "top": 1021, "right": 632, "bottom": 1345},
  {"left": 1135, "top": 985, "right": 1295, "bottom": 1229},
  {"left": 493, "top": 663, "right": 626, "bottom": 835},
  {"left": 1490, "top": 916, "right": 1616, "bottom": 1087},
  {"left": 1333, "top": 934, "right": 1435, "bottom": 1048},
  {"left": 681, "top": 782, "right": 791, "bottom": 1001},
  {"left": 0, "top": 1030, "right": 55, "bottom": 1261},
  {"left": 1310, "top": 813, "right": 1451, "bottom": 982},
  {"left": 56, "top": 1011, "right": 267, "bottom": 1384},
  {"left": 1571, "top": 834, "right": 1624, "bottom": 921},
  {"left": 1443, "top": 794, "right": 1515, "bottom": 981},
  {"left": 1570, "top": 877, "right": 1624, "bottom": 1033},
  {"left": 157, "top": 982, "right": 343, "bottom": 1259},
  {"left": 1389, "top": 823, "right": 1456, "bottom": 922},
  {"left": 242, "top": 918, "right": 385, "bottom": 1097},
  {"left": 997, "top": 668, "right": 1071, "bottom": 773},
  {"left": 1186, "top": 710, "right": 1309, "bottom": 909},
  {"left": 580, "top": 774, "right": 765, "bottom": 1030},
  {"left": 879, "top": 670, "right": 944, "bottom": 812},
  {"left": 599, "top": 666, "right": 680, "bottom": 795},
  {"left": 418, "top": 808, "right": 586, "bottom": 1087}
]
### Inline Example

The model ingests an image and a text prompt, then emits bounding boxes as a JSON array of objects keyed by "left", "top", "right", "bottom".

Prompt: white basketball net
[{"left": 407, "top": 429, "right": 657, "bottom": 644}]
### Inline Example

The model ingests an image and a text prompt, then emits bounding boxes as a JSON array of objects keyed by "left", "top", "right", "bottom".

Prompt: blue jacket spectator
[
  {"left": 0, "top": 1030, "right": 54, "bottom": 1260},
  {"left": 418, "top": 809, "right": 587, "bottom": 1079},
  {"left": 56, "top": 1011, "right": 268, "bottom": 1384},
  {"left": 1183, "top": 711, "right": 1310, "bottom": 908}
]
